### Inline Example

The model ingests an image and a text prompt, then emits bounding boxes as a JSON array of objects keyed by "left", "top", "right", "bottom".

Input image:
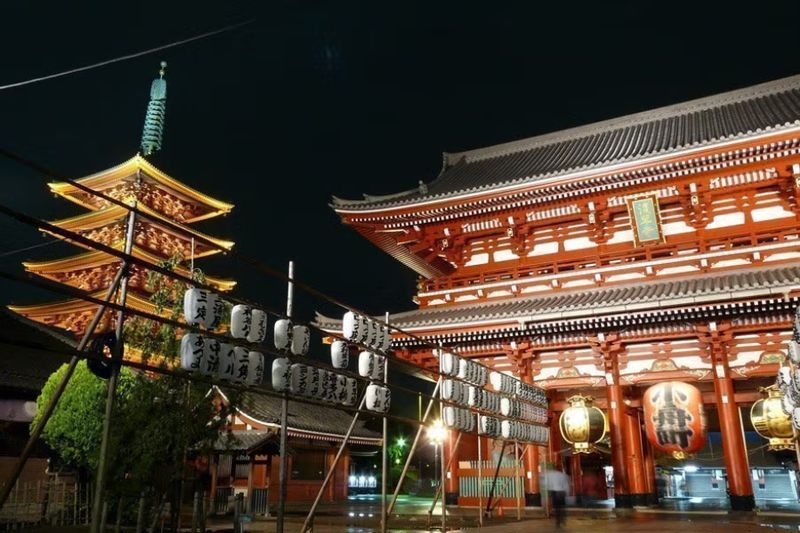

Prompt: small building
[{"left": 207, "top": 390, "right": 380, "bottom": 514}]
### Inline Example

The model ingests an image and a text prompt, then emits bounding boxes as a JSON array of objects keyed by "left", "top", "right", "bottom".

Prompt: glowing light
[
  {"left": 396, "top": 437, "right": 406, "bottom": 448},
  {"left": 683, "top": 465, "right": 699, "bottom": 473},
  {"left": 427, "top": 419, "right": 447, "bottom": 445}
]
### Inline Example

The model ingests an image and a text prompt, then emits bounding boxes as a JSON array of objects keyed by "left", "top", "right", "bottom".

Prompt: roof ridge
[{"left": 446, "top": 74, "right": 800, "bottom": 165}]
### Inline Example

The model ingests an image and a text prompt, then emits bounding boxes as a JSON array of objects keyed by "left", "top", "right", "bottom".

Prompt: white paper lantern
[
  {"left": 321, "top": 370, "right": 338, "bottom": 403},
  {"left": 343, "top": 312, "right": 368, "bottom": 343},
  {"left": 180, "top": 333, "right": 204, "bottom": 372},
  {"left": 790, "top": 341, "right": 800, "bottom": 364},
  {"left": 443, "top": 379, "right": 465, "bottom": 404},
  {"left": 248, "top": 309, "right": 268, "bottom": 343},
  {"left": 331, "top": 340, "right": 349, "bottom": 369},
  {"left": 305, "top": 366, "right": 322, "bottom": 398},
  {"left": 366, "top": 384, "right": 391, "bottom": 413},
  {"left": 290, "top": 364, "right": 309, "bottom": 395},
  {"left": 793, "top": 407, "right": 800, "bottom": 431},
  {"left": 443, "top": 406, "right": 458, "bottom": 428},
  {"left": 274, "top": 319, "right": 293, "bottom": 351},
  {"left": 291, "top": 325, "right": 310, "bottom": 356},
  {"left": 231, "top": 346, "right": 249, "bottom": 383},
  {"left": 364, "top": 320, "right": 378, "bottom": 348},
  {"left": 217, "top": 343, "right": 236, "bottom": 381},
  {"left": 230, "top": 305, "right": 253, "bottom": 339},
  {"left": 479, "top": 415, "right": 500, "bottom": 437},
  {"left": 184, "top": 288, "right": 223, "bottom": 329},
  {"left": 380, "top": 326, "right": 392, "bottom": 352},
  {"left": 358, "top": 351, "right": 375, "bottom": 378},
  {"left": 272, "top": 357, "right": 290, "bottom": 392},
  {"left": 202, "top": 338, "right": 222, "bottom": 376},
  {"left": 247, "top": 351, "right": 264, "bottom": 386},
  {"left": 341, "top": 377, "right": 358, "bottom": 406},
  {"left": 440, "top": 353, "right": 460, "bottom": 377}
]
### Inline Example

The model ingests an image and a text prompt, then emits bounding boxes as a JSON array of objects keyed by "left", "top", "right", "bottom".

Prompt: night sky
[{"left": 2, "top": 1, "right": 800, "bottom": 425}]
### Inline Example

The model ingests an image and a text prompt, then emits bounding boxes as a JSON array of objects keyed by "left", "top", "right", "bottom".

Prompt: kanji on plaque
[{"left": 643, "top": 381, "right": 706, "bottom": 458}]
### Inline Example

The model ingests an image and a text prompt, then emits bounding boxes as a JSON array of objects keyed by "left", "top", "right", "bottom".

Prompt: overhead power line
[{"left": 0, "top": 20, "right": 255, "bottom": 92}]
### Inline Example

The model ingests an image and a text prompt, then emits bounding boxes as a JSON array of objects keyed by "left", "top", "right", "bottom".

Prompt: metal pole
[
  {"left": 515, "top": 443, "right": 522, "bottom": 521},
  {"left": 440, "top": 384, "right": 446, "bottom": 533},
  {"left": 0, "top": 265, "right": 127, "bottom": 508},
  {"left": 300, "top": 394, "right": 368, "bottom": 533},
  {"left": 485, "top": 441, "right": 508, "bottom": 515},
  {"left": 276, "top": 260, "right": 293, "bottom": 533},
  {"left": 387, "top": 377, "right": 442, "bottom": 515},
  {"left": 477, "top": 435, "right": 483, "bottom": 527},
  {"left": 427, "top": 432, "right": 462, "bottom": 518},
  {"left": 91, "top": 209, "right": 136, "bottom": 533},
  {"left": 380, "top": 311, "right": 389, "bottom": 533}
]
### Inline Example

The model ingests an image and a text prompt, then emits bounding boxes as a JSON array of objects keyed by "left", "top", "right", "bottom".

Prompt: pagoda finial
[{"left": 140, "top": 61, "right": 168, "bottom": 157}]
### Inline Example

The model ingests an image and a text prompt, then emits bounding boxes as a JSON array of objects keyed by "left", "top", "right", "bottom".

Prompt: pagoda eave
[{"left": 48, "top": 155, "right": 234, "bottom": 223}]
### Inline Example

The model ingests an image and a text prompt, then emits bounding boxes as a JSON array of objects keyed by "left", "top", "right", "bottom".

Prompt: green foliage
[{"left": 33, "top": 256, "right": 237, "bottom": 498}]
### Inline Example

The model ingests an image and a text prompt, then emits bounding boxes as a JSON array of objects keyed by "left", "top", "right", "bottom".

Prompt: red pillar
[
  {"left": 523, "top": 445, "right": 541, "bottom": 506},
  {"left": 607, "top": 381, "right": 630, "bottom": 508},
  {"left": 548, "top": 408, "right": 563, "bottom": 471},
  {"left": 570, "top": 453, "right": 583, "bottom": 505},
  {"left": 445, "top": 430, "right": 459, "bottom": 505},
  {"left": 623, "top": 402, "right": 647, "bottom": 506},
  {"left": 641, "top": 431, "right": 658, "bottom": 505},
  {"left": 703, "top": 323, "right": 754, "bottom": 511}
]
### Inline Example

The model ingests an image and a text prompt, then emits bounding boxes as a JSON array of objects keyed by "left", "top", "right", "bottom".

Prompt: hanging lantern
[
  {"left": 440, "top": 352, "right": 460, "bottom": 377},
  {"left": 559, "top": 395, "right": 607, "bottom": 454},
  {"left": 331, "top": 340, "right": 349, "bottom": 368},
  {"left": 201, "top": 338, "right": 222, "bottom": 377},
  {"left": 366, "top": 383, "right": 391, "bottom": 413},
  {"left": 180, "top": 333, "right": 204, "bottom": 372},
  {"left": 643, "top": 381, "right": 707, "bottom": 459},
  {"left": 380, "top": 325, "right": 392, "bottom": 352},
  {"left": 289, "top": 363, "right": 309, "bottom": 395},
  {"left": 230, "top": 305, "right": 253, "bottom": 339},
  {"left": 321, "top": 370, "right": 337, "bottom": 403},
  {"left": 789, "top": 341, "right": 800, "bottom": 365},
  {"left": 478, "top": 415, "right": 500, "bottom": 437},
  {"left": 291, "top": 325, "right": 310, "bottom": 356},
  {"left": 338, "top": 376, "right": 357, "bottom": 406},
  {"left": 751, "top": 385, "right": 796, "bottom": 451},
  {"left": 248, "top": 309, "right": 268, "bottom": 344},
  {"left": 358, "top": 351, "right": 385, "bottom": 380},
  {"left": 274, "top": 319, "right": 293, "bottom": 351},
  {"left": 271, "top": 357, "right": 290, "bottom": 392},
  {"left": 217, "top": 343, "right": 236, "bottom": 381},
  {"left": 304, "top": 366, "right": 322, "bottom": 398},
  {"left": 183, "top": 288, "right": 222, "bottom": 329},
  {"left": 247, "top": 351, "right": 264, "bottom": 386},
  {"left": 443, "top": 379, "right": 466, "bottom": 404},
  {"left": 343, "top": 312, "right": 367, "bottom": 343},
  {"left": 232, "top": 346, "right": 249, "bottom": 383}
]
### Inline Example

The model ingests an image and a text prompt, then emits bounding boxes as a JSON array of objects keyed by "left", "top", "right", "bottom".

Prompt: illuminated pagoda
[
  {"left": 322, "top": 75, "right": 800, "bottom": 511},
  {"left": 9, "top": 63, "right": 235, "bottom": 339}
]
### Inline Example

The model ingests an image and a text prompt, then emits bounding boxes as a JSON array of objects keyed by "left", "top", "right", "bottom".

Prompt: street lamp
[{"left": 427, "top": 419, "right": 447, "bottom": 488}]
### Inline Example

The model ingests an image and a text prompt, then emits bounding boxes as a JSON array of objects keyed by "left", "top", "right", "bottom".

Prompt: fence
[
  {"left": 0, "top": 480, "right": 90, "bottom": 529},
  {"left": 458, "top": 459, "right": 524, "bottom": 500}
]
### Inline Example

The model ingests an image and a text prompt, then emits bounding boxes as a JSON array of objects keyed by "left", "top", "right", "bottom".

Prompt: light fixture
[
  {"left": 683, "top": 465, "right": 699, "bottom": 473},
  {"left": 427, "top": 419, "right": 447, "bottom": 445}
]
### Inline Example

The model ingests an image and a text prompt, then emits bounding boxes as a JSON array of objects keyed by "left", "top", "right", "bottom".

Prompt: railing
[
  {"left": 249, "top": 488, "right": 269, "bottom": 515},
  {"left": 0, "top": 480, "right": 90, "bottom": 529},
  {"left": 213, "top": 487, "right": 234, "bottom": 515}
]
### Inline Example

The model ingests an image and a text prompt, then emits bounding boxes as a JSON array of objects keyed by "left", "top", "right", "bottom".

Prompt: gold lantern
[
  {"left": 751, "top": 385, "right": 795, "bottom": 451},
  {"left": 559, "top": 395, "right": 607, "bottom": 453}
]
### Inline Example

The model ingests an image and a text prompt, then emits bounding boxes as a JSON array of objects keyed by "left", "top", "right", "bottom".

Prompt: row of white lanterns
[
  {"left": 180, "top": 333, "right": 264, "bottom": 386},
  {"left": 342, "top": 311, "right": 392, "bottom": 352},
  {"left": 477, "top": 414, "right": 549, "bottom": 444},
  {"left": 271, "top": 359, "right": 358, "bottom": 406},
  {"left": 440, "top": 352, "right": 489, "bottom": 386}
]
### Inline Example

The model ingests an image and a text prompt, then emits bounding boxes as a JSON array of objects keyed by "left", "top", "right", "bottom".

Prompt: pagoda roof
[
  {"left": 333, "top": 74, "right": 800, "bottom": 212},
  {"left": 8, "top": 290, "right": 159, "bottom": 334},
  {"left": 316, "top": 263, "right": 800, "bottom": 337},
  {"left": 23, "top": 246, "right": 236, "bottom": 292},
  {"left": 46, "top": 203, "right": 234, "bottom": 258},
  {"left": 48, "top": 154, "right": 234, "bottom": 223}
]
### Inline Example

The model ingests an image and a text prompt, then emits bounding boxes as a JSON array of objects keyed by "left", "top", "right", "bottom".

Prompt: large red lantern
[{"left": 643, "top": 381, "right": 707, "bottom": 459}]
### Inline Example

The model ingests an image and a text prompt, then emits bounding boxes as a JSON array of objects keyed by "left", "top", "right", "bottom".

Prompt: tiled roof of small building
[
  {"left": 332, "top": 75, "right": 800, "bottom": 211},
  {"left": 237, "top": 392, "right": 380, "bottom": 440}
]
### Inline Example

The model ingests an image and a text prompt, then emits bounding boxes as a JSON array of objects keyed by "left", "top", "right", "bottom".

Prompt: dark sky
[{"left": 2, "top": 1, "right": 799, "bottom": 423}]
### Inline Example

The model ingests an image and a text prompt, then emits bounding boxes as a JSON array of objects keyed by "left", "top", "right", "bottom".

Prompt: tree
[{"left": 33, "top": 256, "right": 237, "bottom": 504}]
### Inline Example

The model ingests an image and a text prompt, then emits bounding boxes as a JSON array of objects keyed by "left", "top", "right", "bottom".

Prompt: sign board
[{"left": 626, "top": 194, "right": 664, "bottom": 247}]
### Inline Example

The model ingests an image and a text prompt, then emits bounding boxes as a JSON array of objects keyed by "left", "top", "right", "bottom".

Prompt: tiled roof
[
  {"left": 210, "top": 430, "right": 281, "bottom": 454},
  {"left": 237, "top": 392, "right": 380, "bottom": 440},
  {"left": 316, "top": 264, "right": 800, "bottom": 331},
  {"left": 333, "top": 75, "right": 800, "bottom": 211}
]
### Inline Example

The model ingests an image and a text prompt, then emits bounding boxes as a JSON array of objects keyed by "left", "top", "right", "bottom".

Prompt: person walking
[{"left": 542, "top": 466, "right": 570, "bottom": 528}]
